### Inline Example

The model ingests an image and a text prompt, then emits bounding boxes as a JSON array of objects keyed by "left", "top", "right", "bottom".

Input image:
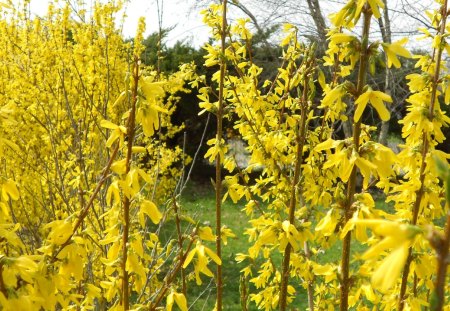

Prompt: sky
[
  {"left": 27, "top": 0, "right": 435, "bottom": 51},
  {"left": 29, "top": 0, "right": 211, "bottom": 47}
]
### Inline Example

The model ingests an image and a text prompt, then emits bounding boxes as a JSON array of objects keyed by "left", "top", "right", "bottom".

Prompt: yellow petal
[
  {"left": 140, "top": 78, "right": 165, "bottom": 100},
  {"left": 132, "top": 146, "right": 147, "bottom": 153},
  {"left": 166, "top": 292, "right": 175, "bottom": 311},
  {"left": 355, "top": 219, "right": 402, "bottom": 237},
  {"left": 100, "top": 119, "right": 119, "bottom": 130},
  {"left": 367, "top": 0, "right": 384, "bottom": 19},
  {"left": 354, "top": 91, "right": 370, "bottom": 122},
  {"left": 390, "top": 40, "right": 412, "bottom": 58},
  {"left": 182, "top": 248, "right": 196, "bottom": 269},
  {"left": 141, "top": 200, "right": 162, "bottom": 224},
  {"left": 340, "top": 218, "right": 355, "bottom": 239},
  {"left": 204, "top": 245, "right": 222, "bottom": 265},
  {"left": 200, "top": 264, "right": 214, "bottom": 277},
  {"left": 173, "top": 293, "right": 188, "bottom": 311},
  {"left": 110, "top": 159, "right": 127, "bottom": 175},
  {"left": 355, "top": 157, "right": 377, "bottom": 188},
  {"left": 331, "top": 33, "right": 357, "bottom": 43},
  {"left": 316, "top": 209, "right": 337, "bottom": 236},
  {"left": 2, "top": 179, "right": 19, "bottom": 201},
  {"left": 106, "top": 181, "right": 120, "bottom": 206},
  {"left": 106, "top": 129, "right": 121, "bottom": 148},
  {"left": 282, "top": 220, "right": 291, "bottom": 233},
  {"left": 0, "top": 2, "right": 12, "bottom": 9},
  {"left": 371, "top": 90, "right": 393, "bottom": 103},
  {"left": 315, "top": 138, "right": 338, "bottom": 152},
  {"left": 112, "top": 91, "right": 128, "bottom": 107},
  {"left": 371, "top": 242, "right": 409, "bottom": 292},
  {"left": 46, "top": 220, "right": 73, "bottom": 245},
  {"left": 370, "top": 97, "right": 391, "bottom": 121},
  {"left": 198, "top": 226, "right": 216, "bottom": 242},
  {"left": 362, "top": 236, "right": 398, "bottom": 259},
  {"left": 339, "top": 151, "right": 355, "bottom": 182}
]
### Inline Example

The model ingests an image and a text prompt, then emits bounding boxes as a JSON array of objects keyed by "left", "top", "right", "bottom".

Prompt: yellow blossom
[
  {"left": 167, "top": 292, "right": 188, "bottom": 311},
  {"left": 354, "top": 88, "right": 392, "bottom": 122},
  {"left": 355, "top": 220, "right": 422, "bottom": 292},
  {"left": 382, "top": 38, "right": 412, "bottom": 68}
]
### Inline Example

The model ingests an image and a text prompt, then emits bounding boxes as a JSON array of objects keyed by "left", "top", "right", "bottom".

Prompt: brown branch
[
  {"left": 280, "top": 62, "right": 312, "bottom": 311},
  {"left": 121, "top": 55, "right": 140, "bottom": 311},
  {"left": 215, "top": 1, "right": 227, "bottom": 310},
  {"left": 377, "top": 0, "right": 392, "bottom": 146},
  {"left": 340, "top": 5, "right": 372, "bottom": 311}
]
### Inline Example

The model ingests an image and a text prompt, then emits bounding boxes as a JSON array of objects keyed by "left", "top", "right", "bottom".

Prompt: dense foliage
[{"left": 0, "top": 0, "right": 449, "bottom": 311}]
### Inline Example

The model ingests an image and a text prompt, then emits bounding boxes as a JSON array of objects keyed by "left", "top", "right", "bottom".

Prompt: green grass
[
  {"left": 171, "top": 182, "right": 392, "bottom": 310},
  {"left": 177, "top": 183, "right": 309, "bottom": 310},
  {"left": 179, "top": 182, "right": 248, "bottom": 310}
]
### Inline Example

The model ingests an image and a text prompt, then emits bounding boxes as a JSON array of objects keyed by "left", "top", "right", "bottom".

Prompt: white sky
[
  {"left": 26, "top": 0, "right": 435, "bottom": 51},
  {"left": 29, "top": 0, "right": 211, "bottom": 47}
]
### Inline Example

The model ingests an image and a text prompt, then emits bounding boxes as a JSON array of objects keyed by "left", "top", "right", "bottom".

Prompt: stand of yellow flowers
[{"left": 0, "top": 0, "right": 448, "bottom": 310}]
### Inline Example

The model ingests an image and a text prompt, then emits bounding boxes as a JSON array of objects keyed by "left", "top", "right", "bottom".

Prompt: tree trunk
[
  {"left": 378, "top": 0, "right": 392, "bottom": 146},
  {"left": 306, "top": 0, "right": 327, "bottom": 51}
]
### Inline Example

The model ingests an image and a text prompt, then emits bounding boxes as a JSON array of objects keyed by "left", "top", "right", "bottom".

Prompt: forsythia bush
[
  {"left": 0, "top": 1, "right": 203, "bottom": 310},
  {"left": 0, "top": 0, "right": 448, "bottom": 311}
]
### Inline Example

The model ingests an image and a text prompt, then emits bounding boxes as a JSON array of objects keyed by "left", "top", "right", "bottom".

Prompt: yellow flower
[
  {"left": 1, "top": 179, "right": 19, "bottom": 201},
  {"left": 354, "top": 220, "right": 422, "bottom": 292},
  {"left": 354, "top": 89, "right": 392, "bottom": 122},
  {"left": 320, "top": 85, "right": 346, "bottom": 109},
  {"left": 183, "top": 241, "right": 222, "bottom": 285},
  {"left": 406, "top": 73, "right": 429, "bottom": 92},
  {"left": 279, "top": 220, "right": 302, "bottom": 251},
  {"left": 0, "top": 2, "right": 12, "bottom": 10},
  {"left": 221, "top": 225, "right": 236, "bottom": 245},
  {"left": 198, "top": 226, "right": 216, "bottom": 241},
  {"left": 330, "top": 33, "right": 357, "bottom": 44},
  {"left": 139, "top": 200, "right": 162, "bottom": 225},
  {"left": 382, "top": 38, "right": 412, "bottom": 68},
  {"left": 44, "top": 219, "right": 73, "bottom": 245},
  {"left": 370, "top": 242, "right": 409, "bottom": 292},
  {"left": 329, "top": 0, "right": 365, "bottom": 27},
  {"left": 100, "top": 119, "right": 127, "bottom": 147},
  {"left": 167, "top": 291, "right": 188, "bottom": 311},
  {"left": 315, "top": 209, "right": 338, "bottom": 236}
]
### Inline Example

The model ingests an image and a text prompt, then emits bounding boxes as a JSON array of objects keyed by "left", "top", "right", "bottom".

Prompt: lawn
[
  {"left": 171, "top": 181, "right": 389, "bottom": 310},
  {"left": 179, "top": 181, "right": 249, "bottom": 310}
]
